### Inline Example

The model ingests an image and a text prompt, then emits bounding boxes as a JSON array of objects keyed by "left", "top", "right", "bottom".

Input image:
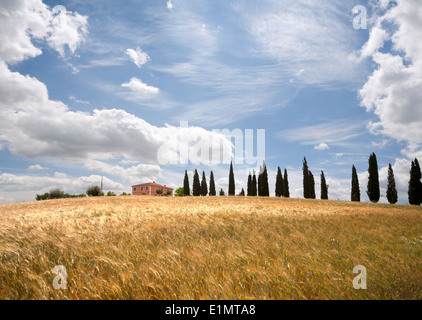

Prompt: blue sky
[{"left": 1, "top": 0, "right": 421, "bottom": 204}]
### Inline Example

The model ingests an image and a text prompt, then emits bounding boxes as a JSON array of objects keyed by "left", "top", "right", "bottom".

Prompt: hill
[{"left": 0, "top": 196, "right": 421, "bottom": 299}]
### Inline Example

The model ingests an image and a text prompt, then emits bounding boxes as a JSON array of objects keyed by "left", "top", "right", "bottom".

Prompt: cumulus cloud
[
  {"left": 0, "top": 172, "right": 125, "bottom": 204},
  {"left": 314, "top": 143, "right": 330, "bottom": 151},
  {"left": 121, "top": 77, "right": 159, "bottom": 95},
  {"left": 359, "top": 0, "right": 422, "bottom": 156},
  {"left": 126, "top": 47, "right": 151, "bottom": 68},
  {"left": 0, "top": 1, "right": 87, "bottom": 63},
  {"left": 167, "top": 0, "right": 174, "bottom": 10},
  {"left": 28, "top": 164, "right": 49, "bottom": 171}
]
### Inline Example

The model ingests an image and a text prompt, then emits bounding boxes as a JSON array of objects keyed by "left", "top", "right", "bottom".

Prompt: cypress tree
[
  {"left": 283, "top": 168, "right": 290, "bottom": 198},
  {"left": 252, "top": 171, "right": 257, "bottom": 196},
  {"left": 309, "top": 170, "right": 316, "bottom": 199},
  {"left": 351, "top": 165, "right": 360, "bottom": 202},
  {"left": 262, "top": 163, "right": 269, "bottom": 197},
  {"left": 386, "top": 163, "right": 398, "bottom": 204},
  {"left": 219, "top": 188, "right": 225, "bottom": 196},
  {"left": 209, "top": 171, "right": 216, "bottom": 196},
  {"left": 228, "top": 161, "right": 235, "bottom": 196},
  {"left": 183, "top": 170, "right": 190, "bottom": 196},
  {"left": 239, "top": 188, "right": 245, "bottom": 196},
  {"left": 408, "top": 159, "right": 422, "bottom": 206},
  {"left": 200, "top": 171, "right": 208, "bottom": 196},
  {"left": 247, "top": 172, "right": 252, "bottom": 196},
  {"left": 321, "top": 171, "right": 328, "bottom": 200},
  {"left": 193, "top": 169, "right": 200, "bottom": 196},
  {"left": 303, "top": 157, "right": 310, "bottom": 199},
  {"left": 275, "top": 167, "right": 283, "bottom": 197},
  {"left": 367, "top": 152, "right": 380, "bottom": 203}
]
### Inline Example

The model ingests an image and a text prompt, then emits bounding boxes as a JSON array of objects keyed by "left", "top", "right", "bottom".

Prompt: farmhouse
[{"left": 132, "top": 182, "right": 173, "bottom": 196}]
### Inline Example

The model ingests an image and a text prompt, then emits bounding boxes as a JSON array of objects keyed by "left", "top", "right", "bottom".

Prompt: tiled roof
[{"left": 131, "top": 182, "right": 173, "bottom": 190}]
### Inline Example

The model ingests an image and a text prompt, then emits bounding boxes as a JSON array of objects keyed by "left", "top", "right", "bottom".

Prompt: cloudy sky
[{"left": 1, "top": 0, "right": 421, "bottom": 204}]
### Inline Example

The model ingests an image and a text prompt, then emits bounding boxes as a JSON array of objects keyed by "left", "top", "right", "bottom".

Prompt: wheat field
[{"left": 0, "top": 196, "right": 421, "bottom": 300}]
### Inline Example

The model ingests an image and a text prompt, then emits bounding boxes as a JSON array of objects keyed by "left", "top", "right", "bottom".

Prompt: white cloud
[
  {"left": 359, "top": 0, "right": 422, "bottom": 157},
  {"left": 314, "top": 143, "right": 330, "bottom": 151},
  {"left": 126, "top": 47, "right": 150, "bottom": 68},
  {"left": 0, "top": 172, "right": 125, "bottom": 204},
  {"left": 167, "top": 0, "right": 174, "bottom": 10},
  {"left": 121, "top": 77, "right": 159, "bottom": 95},
  {"left": 28, "top": 164, "right": 49, "bottom": 171},
  {"left": 0, "top": 1, "right": 88, "bottom": 63}
]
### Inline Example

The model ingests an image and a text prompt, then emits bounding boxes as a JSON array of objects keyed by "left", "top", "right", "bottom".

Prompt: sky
[{"left": 0, "top": 0, "right": 421, "bottom": 204}]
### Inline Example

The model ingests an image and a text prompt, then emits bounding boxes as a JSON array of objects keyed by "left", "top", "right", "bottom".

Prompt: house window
[
  {"left": 134, "top": 187, "right": 136, "bottom": 191},
  {"left": 146, "top": 187, "right": 148, "bottom": 190},
  {"left": 141, "top": 187, "right": 143, "bottom": 191}
]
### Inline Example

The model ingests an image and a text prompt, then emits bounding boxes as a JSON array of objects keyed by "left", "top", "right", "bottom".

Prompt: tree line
[{"left": 179, "top": 153, "right": 422, "bottom": 206}]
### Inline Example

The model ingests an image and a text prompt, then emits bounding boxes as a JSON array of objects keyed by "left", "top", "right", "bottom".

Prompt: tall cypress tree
[
  {"left": 262, "top": 163, "right": 269, "bottom": 197},
  {"left": 386, "top": 163, "right": 398, "bottom": 204},
  {"left": 367, "top": 153, "right": 380, "bottom": 203},
  {"left": 228, "top": 161, "right": 235, "bottom": 196},
  {"left": 351, "top": 165, "right": 360, "bottom": 202},
  {"left": 408, "top": 158, "right": 422, "bottom": 206},
  {"left": 200, "top": 171, "right": 208, "bottom": 196},
  {"left": 283, "top": 168, "right": 290, "bottom": 198},
  {"left": 247, "top": 172, "right": 252, "bottom": 196},
  {"left": 303, "top": 157, "right": 310, "bottom": 199},
  {"left": 252, "top": 171, "right": 257, "bottom": 196},
  {"left": 193, "top": 169, "right": 200, "bottom": 196},
  {"left": 258, "top": 165, "right": 262, "bottom": 196},
  {"left": 309, "top": 170, "right": 316, "bottom": 199},
  {"left": 209, "top": 171, "right": 216, "bottom": 196},
  {"left": 183, "top": 170, "right": 190, "bottom": 196},
  {"left": 321, "top": 171, "right": 328, "bottom": 200},
  {"left": 275, "top": 167, "right": 283, "bottom": 197}
]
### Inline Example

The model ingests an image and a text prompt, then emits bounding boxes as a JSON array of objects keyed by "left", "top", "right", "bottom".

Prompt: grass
[{"left": 0, "top": 196, "right": 421, "bottom": 300}]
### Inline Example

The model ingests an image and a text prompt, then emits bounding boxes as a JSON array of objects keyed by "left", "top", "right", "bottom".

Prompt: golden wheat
[{"left": 0, "top": 196, "right": 421, "bottom": 300}]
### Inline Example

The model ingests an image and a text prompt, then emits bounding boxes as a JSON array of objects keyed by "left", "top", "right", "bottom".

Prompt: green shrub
[{"left": 86, "top": 186, "right": 104, "bottom": 197}]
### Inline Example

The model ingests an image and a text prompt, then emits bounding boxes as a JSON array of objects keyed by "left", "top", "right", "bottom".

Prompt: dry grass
[{"left": 0, "top": 196, "right": 421, "bottom": 300}]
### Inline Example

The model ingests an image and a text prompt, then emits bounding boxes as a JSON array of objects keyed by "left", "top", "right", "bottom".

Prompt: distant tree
[
  {"left": 367, "top": 153, "right": 380, "bottom": 203},
  {"left": 309, "top": 171, "right": 316, "bottom": 199},
  {"left": 351, "top": 165, "right": 361, "bottom": 202},
  {"left": 183, "top": 170, "right": 190, "bottom": 196},
  {"left": 408, "top": 158, "right": 422, "bottom": 206},
  {"left": 175, "top": 187, "right": 184, "bottom": 197},
  {"left": 209, "top": 171, "right": 216, "bottom": 196},
  {"left": 156, "top": 189, "right": 163, "bottom": 195},
  {"left": 48, "top": 189, "right": 65, "bottom": 199},
  {"left": 228, "top": 161, "right": 235, "bottom": 196},
  {"left": 303, "top": 157, "right": 311, "bottom": 199},
  {"left": 219, "top": 188, "right": 225, "bottom": 196},
  {"left": 239, "top": 188, "right": 245, "bottom": 196},
  {"left": 386, "top": 164, "right": 398, "bottom": 204},
  {"left": 193, "top": 169, "right": 201, "bottom": 196},
  {"left": 247, "top": 172, "right": 252, "bottom": 196},
  {"left": 120, "top": 192, "right": 128, "bottom": 196},
  {"left": 321, "top": 171, "right": 328, "bottom": 200},
  {"left": 201, "top": 171, "right": 208, "bottom": 196},
  {"left": 258, "top": 162, "right": 269, "bottom": 197},
  {"left": 166, "top": 190, "right": 172, "bottom": 196},
  {"left": 252, "top": 171, "right": 257, "bottom": 196},
  {"left": 283, "top": 169, "right": 290, "bottom": 198},
  {"left": 106, "top": 191, "right": 116, "bottom": 196},
  {"left": 86, "top": 186, "right": 104, "bottom": 197},
  {"left": 275, "top": 167, "right": 284, "bottom": 197},
  {"left": 36, "top": 193, "right": 49, "bottom": 201}
]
